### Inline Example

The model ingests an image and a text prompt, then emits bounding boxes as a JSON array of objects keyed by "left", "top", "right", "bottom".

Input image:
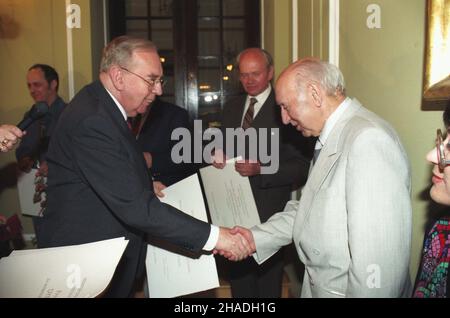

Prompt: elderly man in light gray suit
[{"left": 232, "top": 58, "right": 412, "bottom": 297}]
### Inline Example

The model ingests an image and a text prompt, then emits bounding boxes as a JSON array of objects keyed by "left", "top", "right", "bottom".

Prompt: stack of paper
[{"left": 0, "top": 237, "right": 128, "bottom": 298}]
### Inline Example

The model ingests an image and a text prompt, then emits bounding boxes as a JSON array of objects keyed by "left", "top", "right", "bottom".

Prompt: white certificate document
[
  {"left": 17, "top": 168, "right": 44, "bottom": 217},
  {"left": 200, "top": 158, "right": 261, "bottom": 228},
  {"left": 0, "top": 237, "right": 128, "bottom": 298},
  {"left": 146, "top": 174, "right": 219, "bottom": 298}
]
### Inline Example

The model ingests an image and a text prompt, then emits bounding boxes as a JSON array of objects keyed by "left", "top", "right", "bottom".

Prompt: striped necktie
[{"left": 242, "top": 97, "right": 258, "bottom": 130}]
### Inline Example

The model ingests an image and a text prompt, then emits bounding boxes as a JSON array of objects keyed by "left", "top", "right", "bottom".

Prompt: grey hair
[
  {"left": 100, "top": 35, "right": 157, "bottom": 72},
  {"left": 236, "top": 48, "right": 274, "bottom": 69},
  {"left": 294, "top": 58, "right": 346, "bottom": 97}
]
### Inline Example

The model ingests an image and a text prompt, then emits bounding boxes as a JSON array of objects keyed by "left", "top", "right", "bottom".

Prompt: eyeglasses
[
  {"left": 120, "top": 66, "right": 165, "bottom": 89},
  {"left": 436, "top": 129, "right": 450, "bottom": 169}
]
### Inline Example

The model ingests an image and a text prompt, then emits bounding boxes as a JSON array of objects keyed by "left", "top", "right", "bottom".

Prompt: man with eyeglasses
[{"left": 37, "top": 36, "right": 254, "bottom": 297}]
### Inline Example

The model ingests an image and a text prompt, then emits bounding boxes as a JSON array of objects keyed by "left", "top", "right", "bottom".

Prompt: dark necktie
[
  {"left": 313, "top": 148, "right": 321, "bottom": 164},
  {"left": 127, "top": 115, "right": 141, "bottom": 137},
  {"left": 242, "top": 97, "right": 258, "bottom": 130},
  {"left": 313, "top": 138, "right": 323, "bottom": 165}
]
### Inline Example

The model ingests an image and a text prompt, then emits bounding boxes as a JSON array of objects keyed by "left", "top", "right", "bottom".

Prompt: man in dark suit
[
  {"left": 213, "top": 48, "right": 313, "bottom": 298},
  {"left": 38, "top": 36, "right": 253, "bottom": 297},
  {"left": 136, "top": 97, "right": 197, "bottom": 187},
  {"left": 16, "top": 64, "right": 67, "bottom": 242},
  {"left": 16, "top": 64, "right": 66, "bottom": 174}
]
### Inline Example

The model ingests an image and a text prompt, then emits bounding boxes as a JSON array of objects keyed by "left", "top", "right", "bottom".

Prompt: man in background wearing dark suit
[
  {"left": 135, "top": 97, "right": 197, "bottom": 187},
  {"left": 38, "top": 36, "right": 253, "bottom": 297},
  {"left": 15, "top": 64, "right": 67, "bottom": 242},
  {"left": 212, "top": 48, "right": 313, "bottom": 298}
]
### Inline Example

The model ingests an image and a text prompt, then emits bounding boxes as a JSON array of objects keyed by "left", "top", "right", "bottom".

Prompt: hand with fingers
[
  {"left": 211, "top": 148, "right": 228, "bottom": 169},
  {"left": 234, "top": 159, "right": 261, "bottom": 177},
  {"left": 0, "top": 124, "right": 24, "bottom": 153},
  {"left": 214, "top": 226, "right": 256, "bottom": 261}
]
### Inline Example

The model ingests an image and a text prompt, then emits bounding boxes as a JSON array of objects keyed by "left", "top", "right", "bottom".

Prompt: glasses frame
[
  {"left": 119, "top": 66, "right": 165, "bottom": 89},
  {"left": 436, "top": 129, "right": 450, "bottom": 169}
]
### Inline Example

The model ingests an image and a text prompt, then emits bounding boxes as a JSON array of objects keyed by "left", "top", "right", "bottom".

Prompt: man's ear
[
  {"left": 109, "top": 65, "right": 125, "bottom": 91},
  {"left": 50, "top": 80, "right": 58, "bottom": 92},
  {"left": 308, "top": 83, "right": 322, "bottom": 106}
]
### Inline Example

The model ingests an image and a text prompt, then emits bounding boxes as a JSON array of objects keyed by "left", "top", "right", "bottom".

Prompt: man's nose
[
  {"left": 281, "top": 109, "right": 290, "bottom": 125},
  {"left": 152, "top": 83, "right": 163, "bottom": 96}
]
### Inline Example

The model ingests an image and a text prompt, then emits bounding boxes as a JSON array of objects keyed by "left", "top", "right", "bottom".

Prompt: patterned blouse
[{"left": 413, "top": 216, "right": 450, "bottom": 298}]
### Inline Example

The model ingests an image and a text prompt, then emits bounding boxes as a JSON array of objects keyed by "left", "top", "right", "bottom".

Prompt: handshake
[{"left": 214, "top": 226, "right": 256, "bottom": 261}]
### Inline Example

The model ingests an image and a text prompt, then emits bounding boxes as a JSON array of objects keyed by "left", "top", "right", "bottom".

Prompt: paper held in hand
[
  {"left": 200, "top": 157, "right": 261, "bottom": 228},
  {"left": 146, "top": 174, "right": 219, "bottom": 298},
  {"left": 0, "top": 237, "right": 128, "bottom": 298}
]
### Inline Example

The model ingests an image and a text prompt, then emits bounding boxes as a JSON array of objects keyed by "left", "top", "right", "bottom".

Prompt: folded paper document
[
  {"left": 200, "top": 157, "right": 261, "bottom": 228},
  {"left": 0, "top": 237, "right": 128, "bottom": 298},
  {"left": 146, "top": 174, "right": 219, "bottom": 298}
]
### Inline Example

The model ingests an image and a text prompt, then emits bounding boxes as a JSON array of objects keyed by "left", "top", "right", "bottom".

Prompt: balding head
[
  {"left": 275, "top": 58, "right": 346, "bottom": 137},
  {"left": 236, "top": 48, "right": 274, "bottom": 96},
  {"left": 278, "top": 58, "right": 346, "bottom": 98}
]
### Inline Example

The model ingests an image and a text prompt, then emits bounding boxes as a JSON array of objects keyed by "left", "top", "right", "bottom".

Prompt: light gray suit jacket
[{"left": 252, "top": 99, "right": 412, "bottom": 298}]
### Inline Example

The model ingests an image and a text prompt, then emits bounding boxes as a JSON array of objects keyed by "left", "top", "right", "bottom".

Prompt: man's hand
[
  {"left": 211, "top": 149, "right": 228, "bottom": 169},
  {"left": 0, "top": 124, "right": 24, "bottom": 153},
  {"left": 143, "top": 152, "right": 153, "bottom": 169},
  {"left": 18, "top": 156, "right": 35, "bottom": 173},
  {"left": 153, "top": 181, "right": 166, "bottom": 198},
  {"left": 214, "top": 227, "right": 255, "bottom": 261},
  {"left": 230, "top": 226, "right": 256, "bottom": 252},
  {"left": 235, "top": 160, "right": 261, "bottom": 177}
]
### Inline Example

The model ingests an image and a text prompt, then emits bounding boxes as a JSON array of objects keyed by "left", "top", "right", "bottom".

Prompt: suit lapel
[
  {"left": 299, "top": 99, "right": 362, "bottom": 221},
  {"left": 251, "top": 90, "right": 276, "bottom": 127}
]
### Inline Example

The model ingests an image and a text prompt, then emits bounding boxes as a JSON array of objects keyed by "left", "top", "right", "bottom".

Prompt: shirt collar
[
  {"left": 316, "top": 97, "right": 351, "bottom": 150},
  {"left": 247, "top": 84, "right": 272, "bottom": 106},
  {"left": 105, "top": 88, "right": 128, "bottom": 121}
]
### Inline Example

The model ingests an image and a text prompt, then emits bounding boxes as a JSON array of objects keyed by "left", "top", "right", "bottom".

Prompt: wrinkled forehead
[{"left": 130, "top": 50, "right": 163, "bottom": 75}]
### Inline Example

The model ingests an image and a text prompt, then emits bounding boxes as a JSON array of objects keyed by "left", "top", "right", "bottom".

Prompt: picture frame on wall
[{"left": 423, "top": 0, "right": 450, "bottom": 109}]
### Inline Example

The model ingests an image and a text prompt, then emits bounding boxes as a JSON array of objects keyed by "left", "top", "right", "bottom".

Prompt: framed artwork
[{"left": 423, "top": 0, "right": 450, "bottom": 109}]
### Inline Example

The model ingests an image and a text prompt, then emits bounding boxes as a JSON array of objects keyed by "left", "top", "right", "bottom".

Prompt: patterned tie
[{"left": 242, "top": 97, "right": 258, "bottom": 130}]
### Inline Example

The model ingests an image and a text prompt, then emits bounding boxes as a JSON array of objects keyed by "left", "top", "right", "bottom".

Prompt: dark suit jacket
[
  {"left": 136, "top": 99, "right": 197, "bottom": 186},
  {"left": 38, "top": 81, "right": 211, "bottom": 297},
  {"left": 221, "top": 90, "right": 313, "bottom": 222}
]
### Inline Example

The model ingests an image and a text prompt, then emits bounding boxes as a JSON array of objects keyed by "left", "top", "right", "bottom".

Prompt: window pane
[
  {"left": 198, "top": 18, "right": 220, "bottom": 56},
  {"left": 198, "top": 56, "right": 220, "bottom": 68},
  {"left": 198, "top": 0, "right": 220, "bottom": 17},
  {"left": 150, "top": 0, "right": 173, "bottom": 17},
  {"left": 198, "top": 68, "right": 221, "bottom": 94},
  {"left": 126, "top": 0, "right": 148, "bottom": 17},
  {"left": 222, "top": 57, "right": 241, "bottom": 95},
  {"left": 198, "top": 98, "right": 222, "bottom": 128},
  {"left": 160, "top": 50, "right": 175, "bottom": 95},
  {"left": 151, "top": 20, "right": 173, "bottom": 50},
  {"left": 223, "top": 19, "right": 245, "bottom": 59},
  {"left": 223, "top": 0, "right": 245, "bottom": 16},
  {"left": 126, "top": 20, "right": 149, "bottom": 39}
]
